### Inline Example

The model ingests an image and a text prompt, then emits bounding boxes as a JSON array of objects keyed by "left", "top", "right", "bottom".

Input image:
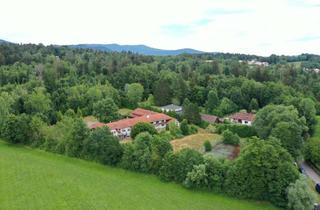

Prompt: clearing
[
  {"left": 0, "top": 140, "right": 279, "bottom": 210},
  {"left": 171, "top": 133, "right": 222, "bottom": 152}
]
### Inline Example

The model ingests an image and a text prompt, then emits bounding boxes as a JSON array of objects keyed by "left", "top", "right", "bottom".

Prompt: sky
[{"left": 0, "top": 0, "right": 320, "bottom": 56}]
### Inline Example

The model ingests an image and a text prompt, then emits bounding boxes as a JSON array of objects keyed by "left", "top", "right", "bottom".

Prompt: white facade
[
  {"left": 230, "top": 118, "right": 252, "bottom": 126},
  {"left": 110, "top": 120, "right": 173, "bottom": 139}
]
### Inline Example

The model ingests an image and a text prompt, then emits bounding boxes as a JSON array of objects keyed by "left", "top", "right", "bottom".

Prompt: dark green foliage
[
  {"left": 92, "top": 98, "right": 119, "bottom": 123},
  {"left": 183, "top": 101, "right": 201, "bottom": 125},
  {"left": 82, "top": 127, "right": 123, "bottom": 165},
  {"left": 212, "top": 97, "right": 238, "bottom": 117},
  {"left": 131, "top": 122, "right": 157, "bottom": 139},
  {"left": 180, "top": 119, "right": 189, "bottom": 135},
  {"left": 222, "top": 130, "right": 240, "bottom": 145},
  {"left": 225, "top": 138, "right": 299, "bottom": 207},
  {"left": 248, "top": 98, "right": 259, "bottom": 112},
  {"left": 120, "top": 132, "right": 172, "bottom": 174},
  {"left": 1, "top": 43, "right": 319, "bottom": 208},
  {"left": 24, "top": 87, "right": 52, "bottom": 117},
  {"left": 216, "top": 123, "right": 257, "bottom": 138},
  {"left": 304, "top": 138, "right": 320, "bottom": 168},
  {"left": 184, "top": 156, "right": 227, "bottom": 192},
  {"left": 205, "top": 89, "right": 219, "bottom": 113},
  {"left": 2, "top": 114, "right": 30, "bottom": 144},
  {"left": 125, "top": 83, "right": 144, "bottom": 108},
  {"left": 154, "top": 78, "right": 172, "bottom": 106},
  {"left": 159, "top": 148, "right": 204, "bottom": 183},
  {"left": 284, "top": 97, "right": 317, "bottom": 134},
  {"left": 287, "top": 175, "right": 316, "bottom": 210},
  {"left": 253, "top": 105, "right": 307, "bottom": 158},
  {"left": 203, "top": 140, "right": 212, "bottom": 152},
  {"left": 65, "top": 118, "right": 89, "bottom": 157}
]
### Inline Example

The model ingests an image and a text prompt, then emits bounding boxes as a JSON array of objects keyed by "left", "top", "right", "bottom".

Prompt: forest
[{"left": 1, "top": 43, "right": 320, "bottom": 209}]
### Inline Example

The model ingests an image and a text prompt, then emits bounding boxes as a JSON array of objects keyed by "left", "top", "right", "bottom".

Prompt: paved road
[{"left": 301, "top": 161, "right": 320, "bottom": 184}]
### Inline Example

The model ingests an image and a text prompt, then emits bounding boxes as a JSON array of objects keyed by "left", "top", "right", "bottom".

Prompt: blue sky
[{"left": 0, "top": 0, "right": 320, "bottom": 55}]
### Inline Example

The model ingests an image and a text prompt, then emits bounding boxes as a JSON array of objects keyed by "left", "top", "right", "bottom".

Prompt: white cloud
[{"left": 0, "top": 0, "right": 319, "bottom": 55}]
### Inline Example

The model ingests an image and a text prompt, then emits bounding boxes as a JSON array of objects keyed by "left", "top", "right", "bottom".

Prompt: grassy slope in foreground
[{"left": 0, "top": 141, "right": 279, "bottom": 210}]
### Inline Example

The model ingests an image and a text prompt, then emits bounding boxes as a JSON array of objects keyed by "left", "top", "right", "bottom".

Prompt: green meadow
[{"left": 0, "top": 140, "right": 279, "bottom": 210}]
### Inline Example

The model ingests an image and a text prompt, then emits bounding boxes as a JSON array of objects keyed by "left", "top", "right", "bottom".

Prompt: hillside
[
  {"left": 68, "top": 44, "right": 205, "bottom": 56},
  {"left": 0, "top": 39, "right": 9, "bottom": 44},
  {"left": 0, "top": 141, "right": 279, "bottom": 210}
]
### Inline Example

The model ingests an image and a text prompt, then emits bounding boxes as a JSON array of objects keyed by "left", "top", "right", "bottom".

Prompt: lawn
[
  {"left": 171, "top": 133, "right": 222, "bottom": 152},
  {"left": 118, "top": 108, "right": 133, "bottom": 116},
  {"left": 208, "top": 143, "right": 239, "bottom": 160},
  {"left": 0, "top": 140, "right": 279, "bottom": 210}
]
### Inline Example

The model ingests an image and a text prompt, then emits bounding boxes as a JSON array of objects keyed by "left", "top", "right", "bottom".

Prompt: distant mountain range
[
  {"left": 67, "top": 44, "right": 206, "bottom": 56},
  {"left": 0, "top": 39, "right": 10, "bottom": 44},
  {"left": 0, "top": 39, "right": 207, "bottom": 56}
]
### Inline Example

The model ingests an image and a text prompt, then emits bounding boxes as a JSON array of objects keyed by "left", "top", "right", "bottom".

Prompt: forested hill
[
  {"left": 67, "top": 44, "right": 205, "bottom": 56},
  {"left": 0, "top": 39, "right": 10, "bottom": 44}
]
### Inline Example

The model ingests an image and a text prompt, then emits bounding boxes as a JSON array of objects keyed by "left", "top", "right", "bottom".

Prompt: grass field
[
  {"left": 0, "top": 140, "right": 279, "bottom": 210},
  {"left": 118, "top": 108, "right": 133, "bottom": 116},
  {"left": 171, "top": 133, "right": 222, "bottom": 152}
]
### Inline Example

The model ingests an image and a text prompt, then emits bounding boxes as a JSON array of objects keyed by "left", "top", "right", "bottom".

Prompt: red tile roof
[
  {"left": 130, "top": 108, "right": 157, "bottom": 118},
  {"left": 228, "top": 112, "right": 255, "bottom": 122},
  {"left": 201, "top": 114, "right": 219, "bottom": 123},
  {"left": 107, "top": 113, "right": 173, "bottom": 130}
]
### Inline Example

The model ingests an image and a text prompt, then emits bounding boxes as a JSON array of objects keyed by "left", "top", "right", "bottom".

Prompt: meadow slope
[{"left": 0, "top": 141, "right": 279, "bottom": 210}]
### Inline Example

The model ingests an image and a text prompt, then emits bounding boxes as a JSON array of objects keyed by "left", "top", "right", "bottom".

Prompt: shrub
[
  {"left": 168, "top": 121, "right": 182, "bottom": 138},
  {"left": 287, "top": 175, "right": 316, "bottom": 210},
  {"left": 159, "top": 148, "right": 204, "bottom": 183},
  {"left": 215, "top": 124, "right": 257, "bottom": 138},
  {"left": 203, "top": 140, "right": 212, "bottom": 152},
  {"left": 304, "top": 138, "right": 320, "bottom": 169},
  {"left": 2, "top": 114, "right": 31, "bottom": 144},
  {"left": 184, "top": 156, "right": 227, "bottom": 192},
  {"left": 225, "top": 138, "right": 299, "bottom": 207},
  {"left": 180, "top": 119, "right": 189, "bottom": 135},
  {"left": 82, "top": 126, "right": 123, "bottom": 165},
  {"left": 120, "top": 132, "right": 172, "bottom": 174},
  {"left": 189, "top": 125, "right": 198, "bottom": 134},
  {"left": 131, "top": 122, "right": 157, "bottom": 139},
  {"left": 92, "top": 98, "right": 119, "bottom": 123},
  {"left": 222, "top": 129, "right": 240, "bottom": 145}
]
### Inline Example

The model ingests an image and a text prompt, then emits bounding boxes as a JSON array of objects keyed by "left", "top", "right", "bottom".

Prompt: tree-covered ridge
[{"left": 0, "top": 42, "right": 319, "bottom": 209}]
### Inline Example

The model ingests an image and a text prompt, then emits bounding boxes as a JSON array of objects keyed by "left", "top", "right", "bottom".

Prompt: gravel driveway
[{"left": 301, "top": 161, "right": 320, "bottom": 184}]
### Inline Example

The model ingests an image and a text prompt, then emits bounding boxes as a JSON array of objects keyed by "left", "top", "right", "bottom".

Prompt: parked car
[
  {"left": 315, "top": 183, "right": 320, "bottom": 194},
  {"left": 299, "top": 166, "right": 305, "bottom": 174}
]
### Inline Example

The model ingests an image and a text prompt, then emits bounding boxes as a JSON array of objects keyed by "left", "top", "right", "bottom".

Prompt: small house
[
  {"left": 200, "top": 114, "right": 222, "bottom": 124},
  {"left": 226, "top": 112, "right": 255, "bottom": 126}
]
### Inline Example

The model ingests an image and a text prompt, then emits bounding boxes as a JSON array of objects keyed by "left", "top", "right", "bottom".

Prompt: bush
[
  {"left": 180, "top": 119, "right": 189, "bottom": 135},
  {"left": 203, "top": 140, "right": 212, "bottom": 152},
  {"left": 120, "top": 132, "right": 172, "bottom": 174},
  {"left": 168, "top": 121, "right": 182, "bottom": 138},
  {"left": 159, "top": 148, "right": 204, "bottom": 183},
  {"left": 304, "top": 138, "right": 320, "bottom": 168},
  {"left": 131, "top": 122, "right": 157, "bottom": 139},
  {"left": 216, "top": 124, "right": 257, "bottom": 138},
  {"left": 82, "top": 127, "right": 123, "bottom": 165},
  {"left": 184, "top": 156, "right": 227, "bottom": 192},
  {"left": 222, "top": 129, "right": 240, "bottom": 145},
  {"left": 287, "top": 175, "right": 316, "bottom": 210},
  {"left": 2, "top": 114, "right": 31, "bottom": 144},
  {"left": 225, "top": 138, "right": 299, "bottom": 207},
  {"left": 189, "top": 125, "right": 198, "bottom": 134}
]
